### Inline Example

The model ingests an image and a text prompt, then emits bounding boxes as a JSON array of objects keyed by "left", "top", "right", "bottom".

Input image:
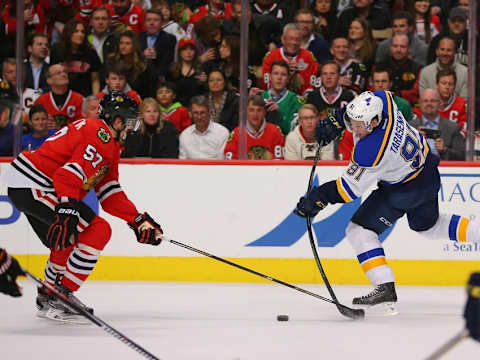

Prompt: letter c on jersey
[{"left": 0, "top": 196, "right": 21, "bottom": 225}]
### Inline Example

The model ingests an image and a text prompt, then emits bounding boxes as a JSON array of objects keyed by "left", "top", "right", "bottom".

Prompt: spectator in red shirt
[
  {"left": 34, "top": 64, "right": 84, "bottom": 129},
  {"left": 106, "top": 0, "right": 146, "bottom": 33},
  {"left": 189, "top": 0, "right": 233, "bottom": 25},
  {"left": 156, "top": 81, "right": 192, "bottom": 134},
  {"left": 262, "top": 23, "right": 319, "bottom": 96},
  {"left": 224, "top": 95, "right": 285, "bottom": 160},
  {"left": 414, "top": 68, "right": 467, "bottom": 134},
  {"left": 2, "top": 0, "right": 47, "bottom": 37}
]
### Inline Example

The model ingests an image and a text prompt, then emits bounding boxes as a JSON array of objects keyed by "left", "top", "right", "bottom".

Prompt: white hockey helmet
[{"left": 344, "top": 91, "right": 383, "bottom": 132}]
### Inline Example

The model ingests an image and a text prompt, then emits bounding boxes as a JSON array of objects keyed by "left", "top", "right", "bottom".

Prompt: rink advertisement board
[{"left": 1, "top": 159, "right": 479, "bottom": 285}]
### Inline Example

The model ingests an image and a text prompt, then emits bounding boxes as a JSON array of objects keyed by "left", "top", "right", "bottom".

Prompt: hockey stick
[
  {"left": 424, "top": 329, "right": 470, "bottom": 360},
  {"left": 163, "top": 236, "right": 360, "bottom": 317},
  {"left": 304, "top": 147, "right": 365, "bottom": 320},
  {"left": 22, "top": 269, "right": 161, "bottom": 360}
]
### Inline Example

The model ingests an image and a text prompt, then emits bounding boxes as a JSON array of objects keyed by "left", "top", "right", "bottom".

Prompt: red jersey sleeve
[{"left": 262, "top": 51, "right": 274, "bottom": 89}]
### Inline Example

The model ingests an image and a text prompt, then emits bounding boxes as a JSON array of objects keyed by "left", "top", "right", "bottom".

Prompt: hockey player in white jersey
[{"left": 294, "top": 90, "right": 480, "bottom": 314}]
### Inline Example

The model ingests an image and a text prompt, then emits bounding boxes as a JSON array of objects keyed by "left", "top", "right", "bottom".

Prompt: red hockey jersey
[
  {"left": 2, "top": 3, "right": 47, "bottom": 34},
  {"left": 35, "top": 90, "right": 84, "bottom": 127},
  {"left": 189, "top": 3, "right": 232, "bottom": 24},
  {"left": 74, "top": 0, "right": 104, "bottom": 25},
  {"left": 224, "top": 122, "right": 285, "bottom": 160},
  {"left": 7, "top": 118, "right": 138, "bottom": 223},
  {"left": 161, "top": 104, "right": 192, "bottom": 134},
  {"left": 105, "top": 3, "right": 145, "bottom": 33},
  {"left": 262, "top": 48, "right": 319, "bottom": 96}
]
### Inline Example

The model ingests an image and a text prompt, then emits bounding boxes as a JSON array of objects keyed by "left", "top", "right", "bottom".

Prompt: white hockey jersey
[{"left": 336, "top": 90, "right": 430, "bottom": 202}]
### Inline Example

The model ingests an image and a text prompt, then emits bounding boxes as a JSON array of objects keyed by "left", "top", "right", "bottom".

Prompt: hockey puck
[{"left": 277, "top": 314, "right": 289, "bottom": 321}]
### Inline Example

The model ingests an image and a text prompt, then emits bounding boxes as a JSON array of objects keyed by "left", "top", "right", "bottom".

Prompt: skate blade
[
  {"left": 36, "top": 309, "right": 49, "bottom": 319},
  {"left": 354, "top": 302, "right": 398, "bottom": 317},
  {"left": 45, "top": 308, "right": 90, "bottom": 325}
]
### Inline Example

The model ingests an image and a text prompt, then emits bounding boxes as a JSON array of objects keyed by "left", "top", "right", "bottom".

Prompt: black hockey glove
[
  {"left": 47, "top": 199, "right": 80, "bottom": 251},
  {"left": 293, "top": 193, "right": 328, "bottom": 218},
  {"left": 315, "top": 108, "right": 347, "bottom": 147},
  {"left": 464, "top": 272, "right": 480, "bottom": 342},
  {"left": 128, "top": 212, "right": 163, "bottom": 246},
  {"left": 0, "top": 248, "right": 25, "bottom": 297}
]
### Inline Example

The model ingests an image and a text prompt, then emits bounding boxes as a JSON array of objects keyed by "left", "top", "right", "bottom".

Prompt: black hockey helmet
[{"left": 99, "top": 91, "right": 139, "bottom": 130}]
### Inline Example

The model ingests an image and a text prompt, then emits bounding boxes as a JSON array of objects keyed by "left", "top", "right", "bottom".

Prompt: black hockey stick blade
[
  {"left": 23, "top": 269, "right": 161, "bottom": 360},
  {"left": 337, "top": 302, "right": 365, "bottom": 320},
  {"left": 163, "top": 236, "right": 362, "bottom": 319}
]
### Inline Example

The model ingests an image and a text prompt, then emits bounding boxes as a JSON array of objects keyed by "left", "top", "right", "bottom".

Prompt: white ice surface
[{"left": 1, "top": 282, "right": 479, "bottom": 360}]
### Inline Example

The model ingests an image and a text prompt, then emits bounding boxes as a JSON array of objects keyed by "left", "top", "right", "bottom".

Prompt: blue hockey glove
[
  {"left": 315, "top": 108, "right": 346, "bottom": 147},
  {"left": 464, "top": 272, "right": 480, "bottom": 342}
]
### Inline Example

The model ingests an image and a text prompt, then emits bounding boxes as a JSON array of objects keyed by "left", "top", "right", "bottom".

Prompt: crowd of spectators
[{"left": 0, "top": 0, "right": 473, "bottom": 160}]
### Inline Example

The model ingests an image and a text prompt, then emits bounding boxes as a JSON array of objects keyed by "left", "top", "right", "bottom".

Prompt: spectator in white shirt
[
  {"left": 179, "top": 95, "right": 229, "bottom": 159},
  {"left": 285, "top": 103, "right": 335, "bottom": 160}
]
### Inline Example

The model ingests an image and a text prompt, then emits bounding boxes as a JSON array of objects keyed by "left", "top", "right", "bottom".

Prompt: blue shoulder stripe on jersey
[
  {"left": 357, "top": 247, "right": 385, "bottom": 264},
  {"left": 351, "top": 91, "right": 395, "bottom": 168}
]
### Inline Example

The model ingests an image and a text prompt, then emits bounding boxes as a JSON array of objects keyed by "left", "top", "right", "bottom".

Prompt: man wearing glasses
[{"left": 179, "top": 95, "right": 229, "bottom": 159}]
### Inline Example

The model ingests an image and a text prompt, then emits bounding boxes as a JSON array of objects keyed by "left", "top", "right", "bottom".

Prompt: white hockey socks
[
  {"left": 44, "top": 260, "right": 65, "bottom": 287},
  {"left": 346, "top": 222, "right": 395, "bottom": 286},
  {"left": 419, "top": 213, "right": 480, "bottom": 243}
]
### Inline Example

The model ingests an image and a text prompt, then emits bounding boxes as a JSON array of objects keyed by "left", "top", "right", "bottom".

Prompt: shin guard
[
  {"left": 62, "top": 216, "right": 111, "bottom": 291},
  {"left": 346, "top": 222, "right": 394, "bottom": 286}
]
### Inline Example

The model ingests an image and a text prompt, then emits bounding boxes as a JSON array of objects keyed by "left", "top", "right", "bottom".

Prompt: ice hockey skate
[
  {"left": 352, "top": 282, "right": 398, "bottom": 316},
  {"left": 45, "top": 284, "right": 94, "bottom": 325},
  {"left": 36, "top": 286, "right": 53, "bottom": 319}
]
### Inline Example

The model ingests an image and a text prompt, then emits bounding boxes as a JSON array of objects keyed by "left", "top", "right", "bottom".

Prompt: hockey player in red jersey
[
  {"left": 224, "top": 95, "right": 284, "bottom": 160},
  {"left": 3, "top": 91, "right": 163, "bottom": 323}
]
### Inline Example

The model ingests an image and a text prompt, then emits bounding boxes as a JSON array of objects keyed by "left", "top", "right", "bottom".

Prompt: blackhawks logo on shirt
[
  {"left": 248, "top": 145, "right": 273, "bottom": 160},
  {"left": 97, "top": 127, "right": 111, "bottom": 143},
  {"left": 82, "top": 164, "right": 109, "bottom": 190}
]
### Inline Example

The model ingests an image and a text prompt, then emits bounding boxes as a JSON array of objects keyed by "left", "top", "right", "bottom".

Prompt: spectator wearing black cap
[{"left": 427, "top": 6, "right": 468, "bottom": 66}]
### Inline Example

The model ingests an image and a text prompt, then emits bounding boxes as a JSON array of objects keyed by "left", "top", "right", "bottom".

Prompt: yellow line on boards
[{"left": 13, "top": 255, "right": 480, "bottom": 286}]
